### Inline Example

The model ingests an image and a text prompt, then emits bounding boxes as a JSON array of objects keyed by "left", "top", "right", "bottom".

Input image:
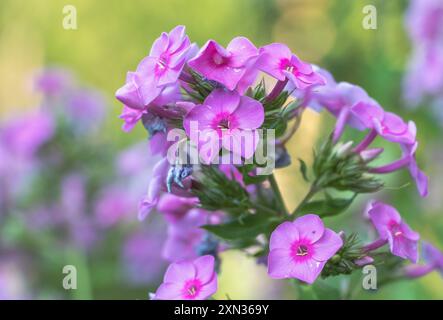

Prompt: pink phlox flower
[
  {"left": 153, "top": 255, "right": 217, "bottom": 300},
  {"left": 267, "top": 214, "right": 343, "bottom": 284}
]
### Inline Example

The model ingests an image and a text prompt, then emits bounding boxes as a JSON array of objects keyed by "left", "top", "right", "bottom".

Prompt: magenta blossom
[
  {"left": 162, "top": 208, "right": 222, "bottom": 262},
  {"left": 257, "top": 43, "right": 325, "bottom": 90},
  {"left": 314, "top": 82, "right": 384, "bottom": 142},
  {"left": 373, "top": 112, "right": 416, "bottom": 145},
  {"left": 405, "top": 242, "right": 443, "bottom": 278},
  {"left": 370, "top": 140, "right": 428, "bottom": 197},
  {"left": 35, "top": 67, "right": 72, "bottom": 96},
  {"left": 116, "top": 26, "right": 191, "bottom": 111},
  {"left": 154, "top": 255, "right": 217, "bottom": 300},
  {"left": 188, "top": 37, "right": 258, "bottom": 91},
  {"left": 184, "top": 89, "right": 264, "bottom": 163},
  {"left": 365, "top": 201, "right": 419, "bottom": 263},
  {"left": 138, "top": 159, "right": 192, "bottom": 221},
  {"left": 157, "top": 193, "right": 199, "bottom": 222},
  {"left": 1, "top": 112, "right": 54, "bottom": 159},
  {"left": 267, "top": 214, "right": 343, "bottom": 284},
  {"left": 403, "top": 142, "right": 429, "bottom": 197},
  {"left": 423, "top": 242, "right": 443, "bottom": 275}
]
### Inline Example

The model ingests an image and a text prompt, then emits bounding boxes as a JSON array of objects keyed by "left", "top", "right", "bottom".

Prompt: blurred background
[{"left": 0, "top": 0, "right": 442, "bottom": 299}]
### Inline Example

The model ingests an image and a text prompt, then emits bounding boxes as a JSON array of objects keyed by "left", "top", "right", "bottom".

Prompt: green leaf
[
  {"left": 298, "top": 158, "right": 309, "bottom": 182},
  {"left": 202, "top": 214, "right": 280, "bottom": 242},
  {"left": 297, "top": 193, "right": 357, "bottom": 217}
]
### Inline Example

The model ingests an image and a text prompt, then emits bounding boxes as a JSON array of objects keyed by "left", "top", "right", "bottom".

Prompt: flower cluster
[
  {"left": 403, "top": 0, "right": 443, "bottom": 117},
  {"left": 116, "top": 26, "right": 437, "bottom": 300},
  {"left": 0, "top": 68, "right": 168, "bottom": 298}
]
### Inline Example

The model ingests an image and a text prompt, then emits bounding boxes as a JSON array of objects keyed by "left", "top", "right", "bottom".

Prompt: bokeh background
[{"left": 0, "top": 0, "right": 442, "bottom": 299}]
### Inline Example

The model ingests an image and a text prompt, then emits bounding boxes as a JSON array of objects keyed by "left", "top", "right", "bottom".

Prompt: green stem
[{"left": 268, "top": 174, "right": 288, "bottom": 215}]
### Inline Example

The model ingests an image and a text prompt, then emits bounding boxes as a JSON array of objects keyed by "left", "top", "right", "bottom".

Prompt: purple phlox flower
[
  {"left": 153, "top": 255, "right": 218, "bottom": 300},
  {"left": 116, "top": 141, "right": 159, "bottom": 177},
  {"left": 0, "top": 111, "right": 54, "bottom": 159},
  {"left": 184, "top": 89, "right": 264, "bottom": 163},
  {"left": 406, "top": 0, "right": 443, "bottom": 45},
  {"left": 122, "top": 229, "right": 167, "bottom": 284},
  {"left": 157, "top": 193, "right": 199, "bottom": 222},
  {"left": 256, "top": 43, "right": 325, "bottom": 90},
  {"left": 138, "top": 158, "right": 193, "bottom": 221},
  {"left": 354, "top": 256, "right": 375, "bottom": 267},
  {"left": 147, "top": 25, "right": 192, "bottom": 86},
  {"left": 366, "top": 201, "right": 420, "bottom": 263},
  {"left": 119, "top": 105, "right": 147, "bottom": 132},
  {"left": 288, "top": 65, "right": 335, "bottom": 111},
  {"left": 162, "top": 205, "right": 223, "bottom": 262},
  {"left": 369, "top": 139, "right": 428, "bottom": 197},
  {"left": 94, "top": 187, "right": 134, "bottom": 228},
  {"left": 116, "top": 25, "right": 191, "bottom": 115},
  {"left": 402, "top": 141, "right": 429, "bottom": 197},
  {"left": 372, "top": 112, "right": 416, "bottom": 145},
  {"left": 118, "top": 81, "right": 181, "bottom": 132},
  {"left": 60, "top": 173, "right": 86, "bottom": 220},
  {"left": 267, "top": 214, "right": 343, "bottom": 284},
  {"left": 188, "top": 37, "right": 259, "bottom": 91},
  {"left": 34, "top": 67, "right": 72, "bottom": 96},
  {"left": 405, "top": 242, "right": 443, "bottom": 278},
  {"left": 314, "top": 82, "right": 384, "bottom": 142},
  {"left": 403, "top": 45, "right": 443, "bottom": 106},
  {"left": 141, "top": 113, "right": 172, "bottom": 156},
  {"left": 65, "top": 88, "right": 105, "bottom": 131},
  {"left": 162, "top": 208, "right": 209, "bottom": 262},
  {"left": 423, "top": 242, "right": 443, "bottom": 275}
]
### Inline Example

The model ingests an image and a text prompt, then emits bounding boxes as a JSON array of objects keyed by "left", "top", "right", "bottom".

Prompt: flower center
[
  {"left": 213, "top": 53, "right": 225, "bottom": 66},
  {"left": 182, "top": 279, "right": 202, "bottom": 299},
  {"left": 290, "top": 239, "right": 313, "bottom": 262},
  {"left": 296, "top": 245, "right": 309, "bottom": 256},
  {"left": 211, "top": 112, "right": 238, "bottom": 136},
  {"left": 218, "top": 118, "right": 230, "bottom": 130},
  {"left": 281, "top": 59, "right": 297, "bottom": 74},
  {"left": 389, "top": 221, "right": 403, "bottom": 237}
]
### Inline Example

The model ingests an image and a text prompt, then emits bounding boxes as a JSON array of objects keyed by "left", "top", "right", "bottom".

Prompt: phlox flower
[
  {"left": 162, "top": 208, "right": 212, "bottom": 262},
  {"left": 267, "top": 214, "right": 343, "bottom": 284},
  {"left": 188, "top": 37, "right": 259, "bottom": 91},
  {"left": 256, "top": 43, "right": 325, "bottom": 90},
  {"left": 405, "top": 242, "right": 443, "bottom": 279},
  {"left": 116, "top": 26, "right": 191, "bottom": 127},
  {"left": 184, "top": 89, "right": 264, "bottom": 163},
  {"left": 153, "top": 255, "right": 217, "bottom": 300},
  {"left": 366, "top": 201, "right": 419, "bottom": 263},
  {"left": 369, "top": 139, "right": 428, "bottom": 197},
  {"left": 34, "top": 67, "right": 72, "bottom": 96},
  {"left": 138, "top": 159, "right": 193, "bottom": 221},
  {"left": 157, "top": 193, "right": 199, "bottom": 222},
  {"left": 423, "top": 242, "right": 443, "bottom": 276},
  {"left": 0, "top": 112, "right": 54, "bottom": 159}
]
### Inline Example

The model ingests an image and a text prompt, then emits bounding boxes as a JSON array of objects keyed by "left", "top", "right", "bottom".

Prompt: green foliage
[
  {"left": 313, "top": 138, "right": 384, "bottom": 193},
  {"left": 202, "top": 213, "right": 280, "bottom": 244},
  {"left": 296, "top": 192, "right": 357, "bottom": 218},
  {"left": 321, "top": 233, "right": 364, "bottom": 278},
  {"left": 193, "top": 165, "right": 250, "bottom": 215}
]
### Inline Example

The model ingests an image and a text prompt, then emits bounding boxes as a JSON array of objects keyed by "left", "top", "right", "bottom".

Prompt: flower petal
[
  {"left": 292, "top": 214, "right": 325, "bottom": 242},
  {"left": 232, "top": 96, "right": 264, "bottom": 129},
  {"left": 269, "top": 221, "right": 299, "bottom": 251},
  {"left": 267, "top": 248, "right": 294, "bottom": 279},
  {"left": 193, "top": 255, "right": 215, "bottom": 284},
  {"left": 312, "top": 228, "right": 343, "bottom": 261},
  {"left": 164, "top": 260, "right": 196, "bottom": 283}
]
